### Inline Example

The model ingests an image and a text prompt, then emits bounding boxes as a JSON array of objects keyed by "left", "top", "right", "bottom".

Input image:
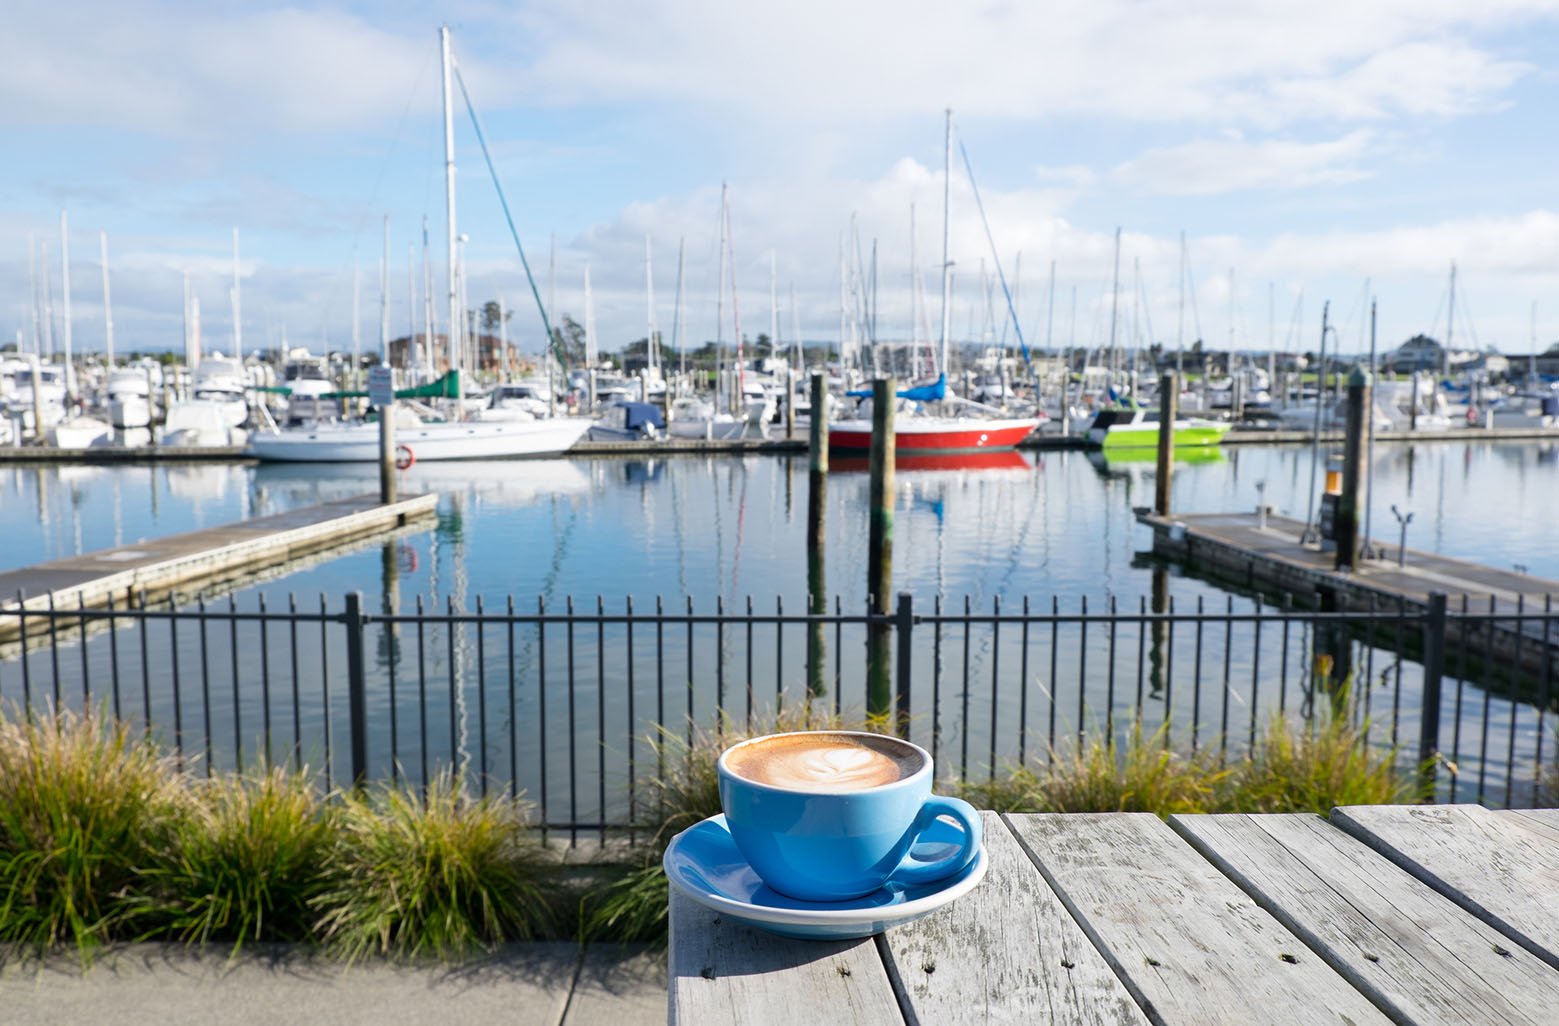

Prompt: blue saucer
[{"left": 664, "top": 813, "right": 988, "bottom": 940}]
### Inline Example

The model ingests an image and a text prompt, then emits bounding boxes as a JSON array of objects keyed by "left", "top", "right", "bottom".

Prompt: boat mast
[
  {"left": 100, "top": 231, "right": 114, "bottom": 367},
  {"left": 909, "top": 203, "right": 919, "bottom": 378},
  {"left": 716, "top": 184, "right": 728, "bottom": 412},
  {"left": 421, "top": 217, "right": 434, "bottom": 378},
  {"left": 60, "top": 211, "right": 72, "bottom": 397},
  {"left": 441, "top": 24, "right": 461, "bottom": 412},
  {"left": 646, "top": 235, "right": 658, "bottom": 379},
  {"left": 584, "top": 264, "right": 597, "bottom": 369},
  {"left": 1107, "top": 226, "right": 1120, "bottom": 379},
  {"left": 939, "top": 108, "right": 952, "bottom": 384},
  {"left": 1444, "top": 261, "right": 1456, "bottom": 378},
  {"left": 352, "top": 260, "right": 361, "bottom": 368},
  {"left": 27, "top": 235, "right": 39, "bottom": 357},
  {"left": 674, "top": 237, "right": 686, "bottom": 386},
  {"left": 790, "top": 280, "right": 802, "bottom": 376},
  {"left": 40, "top": 241, "right": 54, "bottom": 360},
  {"left": 380, "top": 215, "right": 391, "bottom": 365},
  {"left": 231, "top": 227, "right": 242, "bottom": 363},
  {"left": 727, "top": 188, "right": 746, "bottom": 413}
]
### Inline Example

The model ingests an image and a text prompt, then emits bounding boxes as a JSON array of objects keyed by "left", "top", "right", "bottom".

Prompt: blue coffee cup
[{"left": 717, "top": 730, "right": 982, "bottom": 901}]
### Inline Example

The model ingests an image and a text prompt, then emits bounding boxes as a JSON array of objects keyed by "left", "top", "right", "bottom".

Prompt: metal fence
[{"left": 2, "top": 588, "right": 1554, "bottom": 844}]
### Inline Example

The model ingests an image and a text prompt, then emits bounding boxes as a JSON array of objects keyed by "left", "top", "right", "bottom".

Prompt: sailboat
[
  {"left": 829, "top": 112, "right": 1040, "bottom": 454},
  {"left": 249, "top": 27, "right": 591, "bottom": 463}
]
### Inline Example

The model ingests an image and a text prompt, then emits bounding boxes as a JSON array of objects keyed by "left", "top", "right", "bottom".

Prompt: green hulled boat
[{"left": 1083, "top": 407, "right": 1230, "bottom": 449}]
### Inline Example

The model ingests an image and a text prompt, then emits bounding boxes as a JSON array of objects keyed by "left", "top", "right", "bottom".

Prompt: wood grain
[
  {"left": 877, "top": 812, "right": 1148, "bottom": 1026},
  {"left": 1332, "top": 804, "right": 1559, "bottom": 970},
  {"left": 668, "top": 891, "right": 905, "bottom": 1026},
  {"left": 1174, "top": 812, "right": 1559, "bottom": 1026},
  {"left": 1007, "top": 812, "right": 1390, "bottom": 1026}
]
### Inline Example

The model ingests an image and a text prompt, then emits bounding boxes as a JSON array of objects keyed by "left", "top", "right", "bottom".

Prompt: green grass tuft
[
  {"left": 960, "top": 719, "right": 1226, "bottom": 815},
  {"left": 0, "top": 707, "right": 177, "bottom": 957},
  {"left": 147, "top": 767, "right": 335, "bottom": 953},
  {"left": 313, "top": 772, "right": 553, "bottom": 961},
  {"left": 1221, "top": 714, "right": 1428, "bottom": 813}
]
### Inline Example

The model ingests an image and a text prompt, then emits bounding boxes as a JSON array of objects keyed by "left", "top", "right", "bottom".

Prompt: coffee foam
[{"left": 725, "top": 734, "right": 922, "bottom": 792}]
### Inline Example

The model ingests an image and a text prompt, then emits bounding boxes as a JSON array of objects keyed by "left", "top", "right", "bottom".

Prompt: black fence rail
[{"left": 1, "top": 588, "right": 1554, "bottom": 844}]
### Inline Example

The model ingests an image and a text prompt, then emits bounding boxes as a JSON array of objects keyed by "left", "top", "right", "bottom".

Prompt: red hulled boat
[{"left": 827, "top": 416, "right": 1040, "bottom": 453}]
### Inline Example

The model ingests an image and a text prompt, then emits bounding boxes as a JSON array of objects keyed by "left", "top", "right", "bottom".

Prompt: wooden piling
[
  {"left": 785, "top": 370, "right": 796, "bottom": 439},
  {"left": 1155, "top": 372, "right": 1176, "bottom": 516},
  {"left": 807, "top": 373, "right": 828, "bottom": 699},
  {"left": 867, "top": 377, "right": 896, "bottom": 720},
  {"left": 1335, "top": 368, "right": 1369, "bottom": 571},
  {"left": 379, "top": 405, "right": 397, "bottom": 505}
]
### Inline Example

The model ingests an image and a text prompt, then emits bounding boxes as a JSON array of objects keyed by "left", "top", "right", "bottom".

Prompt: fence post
[
  {"left": 345, "top": 591, "right": 368, "bottom": 788},
  {"left": 895, "top": 592, "right": 914, "bottom": 739},
  {"left": 1417, "top": 591, "right": 1447, "bottom": 798}
]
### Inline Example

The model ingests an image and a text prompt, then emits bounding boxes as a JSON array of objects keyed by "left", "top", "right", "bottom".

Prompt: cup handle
[{"left": 893, "top": 795, "right": 983, "bottom": 886}]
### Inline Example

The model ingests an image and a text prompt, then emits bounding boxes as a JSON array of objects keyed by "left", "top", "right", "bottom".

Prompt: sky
[{"left": 6, "top": 0, "right": 1559, "bottom": 364}]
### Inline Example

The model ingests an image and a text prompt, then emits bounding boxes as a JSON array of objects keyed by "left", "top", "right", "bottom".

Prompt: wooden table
[{"left": 669, "top": 805, "right": 1559, "bottom": 1025}]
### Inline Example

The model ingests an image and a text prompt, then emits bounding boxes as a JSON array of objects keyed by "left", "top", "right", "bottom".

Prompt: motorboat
[
  {"left": 106, "top": 368, "right": 154, "bottom": 429},
  {"left": 1082, "top": 407, "right": 1230, "bottom": 449},
  {"left": 280, "top": 352, "right": 337, "bottom": 424},
  {"left": 667, "top": 396, "right": 747, "bottom": 440},
  {"left": 48, "top": 414, "right": 113, "bottom": 448},
  {"left": 476, "top": 381, "right": 553, "bottom": 421},
  {"left": 588, "top": 401, "right": 664, "bottom": 442},
  {"left": 159, "top": 400, "right": 248, "bottom": 447},
  {"left": 188, "top": 355, "right": 250, "bottom": 428}
]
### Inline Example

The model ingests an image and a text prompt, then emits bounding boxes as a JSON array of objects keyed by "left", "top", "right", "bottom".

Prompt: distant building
[
  {"left": 1386, "top": 335, "right": 1442, "bottom": 374},
  {"left": 1535, "top": 342, "right": 1559, "bottom": 376}
]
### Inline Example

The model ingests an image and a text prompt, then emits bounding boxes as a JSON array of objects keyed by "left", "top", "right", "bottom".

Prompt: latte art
[{"left": 725, "top": 734, "right": 921, "bottom": 792}]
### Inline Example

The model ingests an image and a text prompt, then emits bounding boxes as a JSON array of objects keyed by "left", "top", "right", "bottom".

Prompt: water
[
  {"left": 6, "top": 440, "right": 1557, "bottom": 607},
  {"left": 2, "top": 439, "right": 1556, "bottom": 821}
]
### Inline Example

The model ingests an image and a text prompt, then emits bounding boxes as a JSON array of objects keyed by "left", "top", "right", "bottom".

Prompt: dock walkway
[
  {"left": 1139, "top": 509, "right": 1558, "bottom": 682},
  {"left": 0, "top": 493, "right": 438, "bottom": 639}
]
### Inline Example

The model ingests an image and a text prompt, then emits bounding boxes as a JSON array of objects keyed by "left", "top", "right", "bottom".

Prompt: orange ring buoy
[{"left": 394, "top": 444, "right": 415, "bottom": 470}]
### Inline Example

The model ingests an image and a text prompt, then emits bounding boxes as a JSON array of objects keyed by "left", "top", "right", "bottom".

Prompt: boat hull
[
  {"left": 249, "top": 417, "right": 593, "bottom": 462},
  {"left": 1094, "top": 422, "right": 1229, "bottom": 449},
  {"left": 827, "top": 418, "right": 1039, "bottom": 453}
]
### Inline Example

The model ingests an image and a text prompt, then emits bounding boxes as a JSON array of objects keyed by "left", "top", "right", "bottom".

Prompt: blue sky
[{"left": 6, "top": 1, "right": 1559, "bottom": 362}]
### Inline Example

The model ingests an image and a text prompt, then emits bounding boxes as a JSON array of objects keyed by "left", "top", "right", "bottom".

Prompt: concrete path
[{"left": 0, "top": 942, "right": 665, "bottom": 1026}]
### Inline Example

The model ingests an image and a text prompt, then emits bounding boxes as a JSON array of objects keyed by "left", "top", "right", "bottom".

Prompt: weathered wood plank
[
  {"left": 668, "top": 891, "right": 905, "bottom": 1026},
  {"left": 1006, "top": 813, "right": 1390, "bottom": 1026},
  {"left": 1504, "top": 807, "right": 1559, "bottom": 838},
  {"left": 1174, "top": 812, "right": 1559, "bottom": 1026},
  {"left": 876, "top": 812, "right": 1147, "bottom": 1026},
  {"left": 1332, "top": 804, "right": 1559, "bottom": 970}
]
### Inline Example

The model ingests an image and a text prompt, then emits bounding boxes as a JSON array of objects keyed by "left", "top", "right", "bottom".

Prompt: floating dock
[
  {"left": 1138, "top": 508, "right": 1558, "bottom": 687},
  {"left": 0, "top": 493, "right": 438, "bottom": 641},
  {"left": 0, "top": 445, "right": 251, "bottom": 463},
  {"left": 2, "top": 423, "right": 1555, "bottom": 464}
]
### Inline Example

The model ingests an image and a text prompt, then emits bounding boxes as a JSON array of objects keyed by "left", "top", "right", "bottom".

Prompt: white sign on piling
[{"left": 368, "top": 365, "right": 395, "bottom": 409}]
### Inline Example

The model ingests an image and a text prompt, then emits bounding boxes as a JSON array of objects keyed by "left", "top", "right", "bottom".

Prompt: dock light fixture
[{"left": 1389, "top": 504, "right": 1414, "bottom": 568}]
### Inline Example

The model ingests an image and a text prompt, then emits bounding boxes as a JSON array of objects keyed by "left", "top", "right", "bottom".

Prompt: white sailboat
[{"left": 249, "top": 26, "right": 590, "bottom": 463}]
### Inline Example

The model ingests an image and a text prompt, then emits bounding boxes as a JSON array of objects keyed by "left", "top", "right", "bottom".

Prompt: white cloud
[
  {"left": 0, "top": 3, "right": 442, "bottom": 135},
  {"left": 1111, "top": 131, "right": 1377, "bottom": 196},
  {"left": 502, "top": 0, "right": 1550, "bottom": 127}
]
